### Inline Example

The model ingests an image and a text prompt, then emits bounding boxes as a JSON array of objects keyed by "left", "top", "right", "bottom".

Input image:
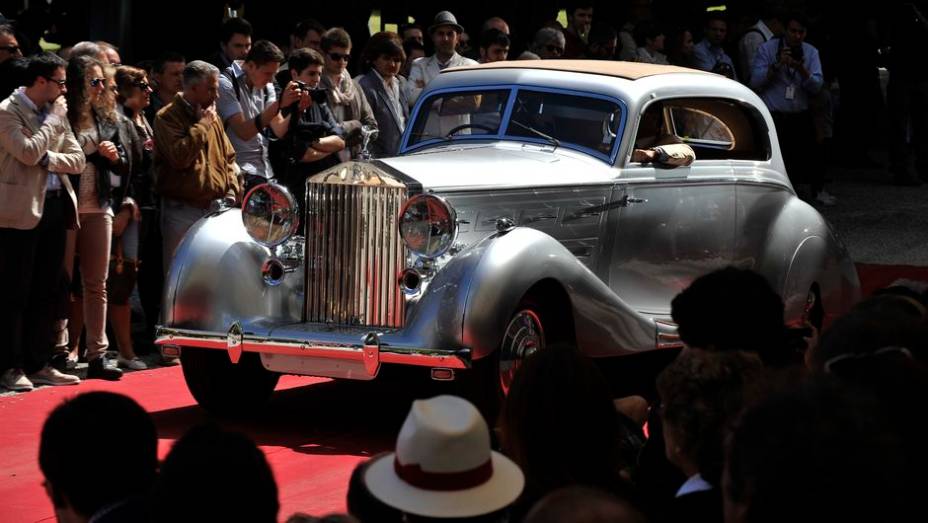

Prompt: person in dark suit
[
  {"left": 655, "top": 349, "right": 766, "bottom": 523},
  {"left": 356, "top": 32, "right": 409, "bottom": 159}
]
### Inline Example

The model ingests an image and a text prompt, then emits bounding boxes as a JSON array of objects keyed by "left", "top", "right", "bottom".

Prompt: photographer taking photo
[
  {"left": 217, "top": 40, "right": 301, "bottom": 190},
  {"left": 750, "top": 12, "right": 830, "bottom": 206},
  {"left": 271, "top": 47, "right": 345, "bottom": 209}
]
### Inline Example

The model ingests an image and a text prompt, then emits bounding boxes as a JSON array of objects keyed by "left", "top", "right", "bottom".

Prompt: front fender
[
  {"left": 162, "top": 209, "right": 303, "bottom": 333},
  {"left": 433, "top": 227, "right": 655, "bottom": 360}
]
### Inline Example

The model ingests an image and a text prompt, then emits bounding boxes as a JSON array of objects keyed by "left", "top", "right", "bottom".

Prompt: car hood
[{"left": 378, "top": 142, "right": 615, "bottom": 192}]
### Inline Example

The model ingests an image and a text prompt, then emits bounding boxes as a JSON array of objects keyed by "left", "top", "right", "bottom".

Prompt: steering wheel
[{"left": 445, "top": 123, "right": 496, "bottom": 137}]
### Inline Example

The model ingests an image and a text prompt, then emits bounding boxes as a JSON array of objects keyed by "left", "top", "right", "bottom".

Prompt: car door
[{"left": 606, "top": 100, "right": 739, "bottom": 315}]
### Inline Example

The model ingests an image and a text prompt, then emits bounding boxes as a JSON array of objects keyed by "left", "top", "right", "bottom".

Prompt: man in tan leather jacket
[{"left": 0, "top": 53, "right": 86, "bottom": 391}]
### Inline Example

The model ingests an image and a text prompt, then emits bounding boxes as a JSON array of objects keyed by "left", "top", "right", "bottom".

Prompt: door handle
[
  {"left": 622, "top": 195, "right": 647, "bottom": 206},
  {"left": 566, "top": 195, "right": 648, "bottom": 221}
]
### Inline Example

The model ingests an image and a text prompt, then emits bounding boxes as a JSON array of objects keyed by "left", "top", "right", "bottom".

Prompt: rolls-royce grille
[{"left": 305, "top": 180, "right": 407, "bottom": 328}]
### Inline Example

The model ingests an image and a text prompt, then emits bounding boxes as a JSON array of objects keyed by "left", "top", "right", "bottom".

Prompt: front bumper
[{"left": 155, "top": 324, "right": 471, "bottom": 379}]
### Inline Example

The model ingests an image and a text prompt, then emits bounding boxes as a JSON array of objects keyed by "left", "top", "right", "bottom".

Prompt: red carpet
[
  {"left": 2, "top": 263, "right": 926, "bottom": 522},
  {"left": 0, "top": 369, "right": 404, "bottom": 522}
]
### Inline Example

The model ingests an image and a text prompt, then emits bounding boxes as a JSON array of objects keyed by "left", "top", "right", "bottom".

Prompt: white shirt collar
[
  {"left": 756, "top": 19, "right": 774, "bottom": 41},
  {"left": 372, "top": 68, "right": 396, "bottom": 90},
  {"left": 676, "top": 473, "right": 714, "bottom": 498}
]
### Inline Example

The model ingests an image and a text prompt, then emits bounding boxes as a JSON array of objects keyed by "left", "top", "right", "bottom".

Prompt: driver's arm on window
[{"left": 632, "top": 135, "right": 695, "bottom": 167}]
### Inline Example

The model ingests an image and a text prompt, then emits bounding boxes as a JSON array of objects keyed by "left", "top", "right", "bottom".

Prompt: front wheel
[
  {"left": 180, "top": 349, "right": 280, "bottom": 415},
  {"left": 498, "top": 308, "right": 546, "bottom": 396},
  {"left": 468, "top": 294, "right": 571, "bottom": 425}
]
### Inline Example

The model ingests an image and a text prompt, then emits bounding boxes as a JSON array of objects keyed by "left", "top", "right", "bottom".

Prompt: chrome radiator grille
[{"left": 305, "top": 180, "right": 407, "bottom": 328}]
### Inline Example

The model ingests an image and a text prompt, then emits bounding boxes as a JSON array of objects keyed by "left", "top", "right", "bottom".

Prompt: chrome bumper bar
[{"left": 155, "top": 326, "right": 470, "bottom": 375}]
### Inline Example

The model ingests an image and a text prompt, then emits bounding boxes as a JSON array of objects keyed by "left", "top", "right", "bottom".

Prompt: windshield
[{"left": 406, "top": 87, "right": 624, "bottom": 161}]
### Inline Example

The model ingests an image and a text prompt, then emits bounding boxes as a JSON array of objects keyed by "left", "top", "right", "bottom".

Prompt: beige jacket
[{"left": 0, "top": 92, "right": 84, "bottom": 230}]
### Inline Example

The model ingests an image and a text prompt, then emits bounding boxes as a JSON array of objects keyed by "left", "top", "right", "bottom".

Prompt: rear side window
[{"left": 643, "top": 98, "right": 770, "bottom": 161}]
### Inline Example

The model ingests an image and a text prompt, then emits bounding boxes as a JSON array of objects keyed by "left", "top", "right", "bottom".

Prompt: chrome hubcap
[{"left": 499, "top": 309, "right": 545, "bottom": 395}]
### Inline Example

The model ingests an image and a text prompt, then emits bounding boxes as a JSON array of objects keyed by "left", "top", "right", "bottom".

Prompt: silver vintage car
[{"left": 157, "top": 61, "right": 860, "bottom": 413}]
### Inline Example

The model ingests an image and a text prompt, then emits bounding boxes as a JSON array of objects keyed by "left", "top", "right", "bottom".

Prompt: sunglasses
[
  {"left": 43, "top": 76, "right": 67, "bottom": 87},
  {"left": 134, "top": 81, "right": 152, "bottom": 90},
  {"left": 0, "top": 45, "right": 20, "bottom": 53},
  {"left": 545, "top": 45, "right": 564, "bottom": 55},
  {"left": 89, "top": 77, "right": 106, "bottom": 87},
  {"left": 328, "top": 52, "right": 350, "bottom": 62}
]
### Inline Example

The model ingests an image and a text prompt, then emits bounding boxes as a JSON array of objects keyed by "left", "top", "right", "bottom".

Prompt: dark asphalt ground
[{"left": 818, "top": 164, "right": 928, "bottom": 266}]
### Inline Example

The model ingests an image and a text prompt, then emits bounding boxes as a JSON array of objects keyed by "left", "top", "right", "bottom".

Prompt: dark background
[{"left": 0, "top": 0, "right": 912, "bottom": 66}]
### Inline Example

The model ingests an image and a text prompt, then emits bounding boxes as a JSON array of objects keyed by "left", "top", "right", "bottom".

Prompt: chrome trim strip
[
  {"left": 155, "top": 328, "right": 469, "bottom": 369},
  {"left": 654, "top": 319, "right": 683, "bottom": 350}
]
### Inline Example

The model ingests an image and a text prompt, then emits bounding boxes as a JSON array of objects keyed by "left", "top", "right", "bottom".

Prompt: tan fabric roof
[{"left": 445, "top": 59, "right": 712, "bottom": 80}]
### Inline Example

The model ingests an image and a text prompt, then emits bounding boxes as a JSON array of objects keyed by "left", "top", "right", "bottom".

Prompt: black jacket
[{"left": 72, "top": 111, "right": 143, "bottom": 210}]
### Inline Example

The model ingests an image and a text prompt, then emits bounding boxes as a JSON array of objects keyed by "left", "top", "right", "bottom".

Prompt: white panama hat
[{"left": 364, "top": 395, "right": 525, "bottom": 518}]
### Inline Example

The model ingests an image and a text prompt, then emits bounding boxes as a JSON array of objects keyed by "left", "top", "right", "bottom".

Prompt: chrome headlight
[
  {"left": 241, "top": 182, "right": 300, "bottom": 248},
  {"left": 399, "top": 194, "right": 457, "bottom": 258}
]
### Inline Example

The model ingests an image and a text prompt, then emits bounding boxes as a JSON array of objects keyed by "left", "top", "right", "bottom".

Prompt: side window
[
  {"left": 669, "top": 107, "right": 734, "bottom": 148},
  {"left": 662, "top": 98, "right": 770, "bottom": 161}
]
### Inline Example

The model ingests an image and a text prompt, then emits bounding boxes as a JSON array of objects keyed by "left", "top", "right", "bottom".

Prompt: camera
[
  {"left": 294, "top": 81, "right": 328, "bottom": 104},
  {"left": 711, "top": 61, "right": 735, "bottom": 80},
  {"left": 788, "top": 44, "right": 804, "bottom": 62}
]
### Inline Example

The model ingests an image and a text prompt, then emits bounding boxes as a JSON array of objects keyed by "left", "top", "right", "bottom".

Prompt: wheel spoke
[{"left": 499, "top": 309, "right": 545, "bottom": 395}]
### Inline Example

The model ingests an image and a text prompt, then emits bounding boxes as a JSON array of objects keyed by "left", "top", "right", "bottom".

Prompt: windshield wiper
[
  {"left": 507, "top": 119, "right": 560, "bottom": 149},
  {"left": 409, "top": 132, "right": 452, "bottom": 143}
]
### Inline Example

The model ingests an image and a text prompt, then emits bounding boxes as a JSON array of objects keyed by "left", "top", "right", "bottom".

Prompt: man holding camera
[
  {"left": 272, "top": 47, "right": 345, "bottom": 208},
  {"left": 750, "top": 13, "right": 828, "bottom": 205},
  {"left": 217, "top": 40, "right": 301, "bottom": 189}
]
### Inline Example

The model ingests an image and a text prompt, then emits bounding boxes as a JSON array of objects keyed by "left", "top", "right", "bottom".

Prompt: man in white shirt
[
  {"left": 737, "top": 8, "right": 784, "bottom": 82},
  {"left": 404, "top": 11, "right": 477, "bottom": 109}
]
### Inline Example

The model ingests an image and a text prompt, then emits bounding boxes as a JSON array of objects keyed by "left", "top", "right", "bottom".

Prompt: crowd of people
[
  {"left": 2, "top": 3, "right": 928, "bottom": 520},
  {"left": 1, "top": 2, "right": 925, "bottom": 391},
  {"left": 34, "top": 266, "right": 928, "bottom": 522}
]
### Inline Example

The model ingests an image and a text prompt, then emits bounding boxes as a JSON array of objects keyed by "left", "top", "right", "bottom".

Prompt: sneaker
[
  {"left": 1, "top": 369, "right": 34, "bottom": 392},
  {"left": 815, "top": 190, "right": 837, "bottom": 207},
  {"left": 117, "top": 356, "right": 148, "bottom": 370},
  {"left": 28, "top": 366, "right": 80, "bottom": 386},
  {"left": 87, "top": 357, "right": 123, "bottom": 381}
]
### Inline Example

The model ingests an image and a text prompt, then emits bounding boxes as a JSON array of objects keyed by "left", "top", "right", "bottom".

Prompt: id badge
[{"left": 785, "top": 84, "right": 796, "bottom": 100}]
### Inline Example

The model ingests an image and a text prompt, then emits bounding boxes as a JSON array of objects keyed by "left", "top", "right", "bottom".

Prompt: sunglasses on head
[
  {"left": 328, "top": 52, "right": 350, "bottom": 62},
  {"left": 545, "top": 45, "right": 564, "bottom": 55},
  {"left": 43, "top": 76, "right": 67, "bottom": 87},
  {"left": 89, "top": 77, "right": 106, "bottom": 87}
]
